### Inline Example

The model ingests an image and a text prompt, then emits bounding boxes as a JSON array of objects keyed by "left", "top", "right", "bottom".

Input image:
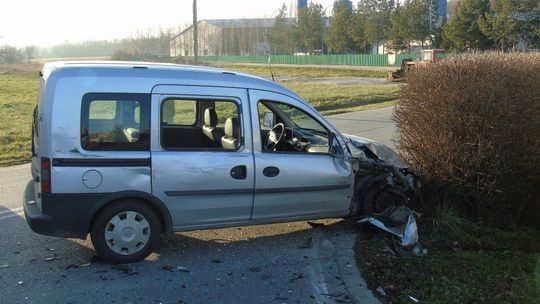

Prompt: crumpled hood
[{"left": 344, "top": 134, "right": 408, "bottom": 168}]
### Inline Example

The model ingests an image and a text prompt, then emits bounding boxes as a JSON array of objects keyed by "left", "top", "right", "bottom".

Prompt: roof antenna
[{"left": 264, "top": 45, "right": 275, "bottom": 82}]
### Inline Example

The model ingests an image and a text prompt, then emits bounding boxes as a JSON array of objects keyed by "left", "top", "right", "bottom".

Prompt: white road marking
[
  {"left": 0, "top": 207, "right": 24, "bottom": 220},
  {"left": 307, "top": 229, "right": 331, "bottom": 304},
  {"left": 0, "top": 207, "right": 23, "bottom": 215},
  {"left": 307, "top": 263, "right": 330, "bottom": 304}
]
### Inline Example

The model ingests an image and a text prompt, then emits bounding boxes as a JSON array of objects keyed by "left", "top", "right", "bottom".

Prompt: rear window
[
  {"left": 81, "top": 93, "right": 150, "bottom": 151},
  {"left": 32, "top": 105, "right": 39, "bottom": 137},
  {"left": 31, "top": 105, "right": 38, "bottom": 156}
]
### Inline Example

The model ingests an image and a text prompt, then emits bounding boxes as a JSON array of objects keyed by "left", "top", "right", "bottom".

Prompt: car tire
[
  {"left": 353, "top": 174, "right": 406, "bottom": 215},
  {"left": 91, "top": 200, "right": 161, "bottom": 264}
]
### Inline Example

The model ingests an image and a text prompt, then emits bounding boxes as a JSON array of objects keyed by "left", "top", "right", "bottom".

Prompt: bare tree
[
  {"left": 0, "top": 45, "right": 24, "bottom": 64},
  {"left": 25, "top": 45, "right": 37, "bottom": 63}
]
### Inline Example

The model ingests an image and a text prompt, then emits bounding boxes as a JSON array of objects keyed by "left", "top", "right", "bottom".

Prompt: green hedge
[{"left": 395, "top": 53, "right": 540, "bottom": 228}]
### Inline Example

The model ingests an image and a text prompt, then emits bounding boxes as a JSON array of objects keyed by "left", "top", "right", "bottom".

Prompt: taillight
[{"left": 41, "top": 157, "right": 51, "bottom": 193}]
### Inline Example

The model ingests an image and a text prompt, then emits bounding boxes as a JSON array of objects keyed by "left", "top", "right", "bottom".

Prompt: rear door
[{"left": 151, "top": 85, "right": 255, "bottom": 228}]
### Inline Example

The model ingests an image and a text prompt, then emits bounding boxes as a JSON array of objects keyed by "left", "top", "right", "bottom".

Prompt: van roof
[{"left": 42, "top": 61, "right": 303, "bottom": 101}]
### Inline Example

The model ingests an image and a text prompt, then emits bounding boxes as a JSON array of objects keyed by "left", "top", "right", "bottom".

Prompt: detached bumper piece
[{"left": 357, "top": 205, "right": 427, "bottom": 259}]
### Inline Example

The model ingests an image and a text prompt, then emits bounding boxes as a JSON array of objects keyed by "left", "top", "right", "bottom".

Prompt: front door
[
  {"left": 151, "top": 86, "right": 254, "bottom": 228},
  {"left": 248, "top": 90, "right": 353, "bottom": 221}
]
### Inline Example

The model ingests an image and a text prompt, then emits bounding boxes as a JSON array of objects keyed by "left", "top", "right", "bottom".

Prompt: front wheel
[
  {"left": 352, "top": 174, "right": 407, "bottom": 216},
  {"left": 91, "top": 200, "right": 161, "bottom": 263}
]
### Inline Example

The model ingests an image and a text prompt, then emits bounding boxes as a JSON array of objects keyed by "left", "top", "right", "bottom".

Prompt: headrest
[
  {"left": 204, "top": 108, "right": 218, "bottom": 127},
  {"left": 224, "top": 117, "right": 239, "bottom": 138}
]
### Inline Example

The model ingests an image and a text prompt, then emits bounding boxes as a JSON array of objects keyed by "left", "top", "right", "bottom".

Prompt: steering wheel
[{"left": 264, "top": 123, "right": 285, "bottom": 150}]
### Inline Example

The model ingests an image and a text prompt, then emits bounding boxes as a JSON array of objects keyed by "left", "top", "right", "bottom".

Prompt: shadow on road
[
  {"left": 1, "top": 183, "right": 358, "bottom": 303},
  {"left": 2, "top": 181, "right": 354, "bottom": 266}
]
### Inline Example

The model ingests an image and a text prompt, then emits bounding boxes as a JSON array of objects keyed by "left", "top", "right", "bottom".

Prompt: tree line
[
  {"left": 0, "top": 28, "right": 173, "bottom": 64},
  {"left": 268, "top": 0, "right": 540, "bottom": 55}
]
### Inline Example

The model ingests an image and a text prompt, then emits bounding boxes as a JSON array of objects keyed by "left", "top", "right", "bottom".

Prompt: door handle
[
  {"left": 263, "top": 166, "right": 280, "bottom": 177},
  {"left": 230, "top": 165, "right": 247, "bottom": 180}
]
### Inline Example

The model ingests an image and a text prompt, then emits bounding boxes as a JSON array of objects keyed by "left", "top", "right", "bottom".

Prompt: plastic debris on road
[
  {"left": 162, "top": 265, "right": 174, "bottom": 272},
  {"left": 297, "top": 237, "right": 313, "bottom": 249},
  {"left": 177, "top": 266, "right": 191, "bottom": 273},
  {"left": 376, "top": 286, "right": 387, "bottom": 296},
  {"left": 65, "top": 255, "right": 101, "bottom": 269},
  {"left": 43, "top": 256, "right": 57, "bottom": 261},
  {"left": 111, "top": 264, "right": 133, "bottom": 273}
]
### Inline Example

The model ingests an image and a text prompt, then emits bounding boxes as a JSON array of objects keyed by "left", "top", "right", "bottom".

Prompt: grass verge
[
  {"left": 355, "top": 208, "right": 540, "bottom": 303},
  {"left": 0, "top": 72, "right": 39, "bottom": 166},
  {"left": 283, "top": 83, "right": 399, "bottom": 115},
  {"left": 212, "top": 63, "right": 389, "bottom": 78}
]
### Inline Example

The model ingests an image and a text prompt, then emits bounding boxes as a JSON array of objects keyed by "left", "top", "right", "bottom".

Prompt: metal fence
[{"left": 198, "top": 54, "right": 421, "bottom": 67}]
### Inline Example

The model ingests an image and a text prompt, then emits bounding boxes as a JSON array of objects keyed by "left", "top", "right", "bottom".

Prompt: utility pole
[{"left": 193, "top": 0, "right": 199, "bottom": 65}]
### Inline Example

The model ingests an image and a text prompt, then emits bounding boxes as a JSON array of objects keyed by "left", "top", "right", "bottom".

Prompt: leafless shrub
[
  {"left": 111, "top": 50, "right": 134, "bottom": 61},
  {"left": 395, "top": 53, "right": 540, "bottom": 227},
  {"left": 0, "top": 62, "right": 42, "bottom": 74}
]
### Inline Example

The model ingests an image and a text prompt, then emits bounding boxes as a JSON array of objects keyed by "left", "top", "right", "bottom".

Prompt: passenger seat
[
  {"left": 123, "top": 128, "right": 140, "bottom": 143},
  {"left": 221, "top": 117, "right": 239, "bottom": 150},
  {"left": 202, "top": 108, "right": 224, "bottom": 147}
]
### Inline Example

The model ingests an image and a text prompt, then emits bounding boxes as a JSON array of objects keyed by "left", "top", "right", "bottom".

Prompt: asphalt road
[
  {"left": 0, "top": 107, "right": 395, "bottom": 304},
  {"left": 327, "top": 106, "right": 396, "bottom": 150}
]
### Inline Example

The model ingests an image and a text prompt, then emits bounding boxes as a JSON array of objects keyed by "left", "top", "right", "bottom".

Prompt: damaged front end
[
  {"left": 345, "top": 135, "right": 425, "bottom": 257},
  {"left": 345, "top": 135, "right": 420, "bottom": 215}
]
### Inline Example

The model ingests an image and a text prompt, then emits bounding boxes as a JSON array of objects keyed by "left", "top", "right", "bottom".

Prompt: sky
[{"left": 0, "top": 0, "right": 336, "bottom": 47}]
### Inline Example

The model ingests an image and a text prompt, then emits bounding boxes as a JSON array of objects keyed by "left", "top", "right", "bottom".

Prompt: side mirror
[
  {"left": 328, "top": 132, "right": 344, "bottom": 158},
  {"left": 263, "top": 111, "right": 275, "bottom": 128}
]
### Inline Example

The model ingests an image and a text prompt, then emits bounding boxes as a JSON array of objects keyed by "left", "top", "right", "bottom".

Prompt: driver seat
[
  {"left": 221, "top": 117, "right": 239, "bottom": 150},
  {"left": 202, "top": 108, "right": 223, "bottom": 147}
]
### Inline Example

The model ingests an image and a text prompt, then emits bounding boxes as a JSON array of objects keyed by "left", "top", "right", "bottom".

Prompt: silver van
[{"left": 25, "top": 61, "right": 419, "bottom": 263}]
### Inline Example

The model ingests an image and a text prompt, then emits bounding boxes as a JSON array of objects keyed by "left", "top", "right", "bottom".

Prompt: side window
[
  {"left": 161, "top": 98, "right": 240, "bottom": 150},
  {"left": 214, "top": 100, "right": 238, "bottom": 127},
  {"left": 258, "top": 103, "right": 273, "bottom": 131},
  {"left": 81, "top": 93, "right": 150, "bottom": 151},
  {"left": 89, "top": 100, "right": 116, "bottom": 120},
  {"left": 258, "top": 100, "right": 329, "bottom": 154},
  {"left": 162, "top": 99, "right": 196, "bottom": 126}
]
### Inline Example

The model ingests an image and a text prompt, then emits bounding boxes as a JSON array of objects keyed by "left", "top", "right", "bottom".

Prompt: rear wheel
[{"left": 91, "top": 200, "right": 161, "bottom": 263}]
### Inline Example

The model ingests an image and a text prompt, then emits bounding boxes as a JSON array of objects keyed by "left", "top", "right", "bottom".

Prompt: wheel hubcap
[{"left": 105, "top": 211, "right": 150, "bottom": 255}]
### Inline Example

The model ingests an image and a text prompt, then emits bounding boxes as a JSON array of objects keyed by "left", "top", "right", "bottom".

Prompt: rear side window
[
  {"left": 162, "top": 99, "right": 197, "bottom": 126},
  {"left": 89, "top": 100, "right": 116, "bottom": 120},
  {"left": 161, "top": 98, "right": 240, "bottom": 150},
  {"left": 81, "top": 93, "right": 150, "bottom": 151}
]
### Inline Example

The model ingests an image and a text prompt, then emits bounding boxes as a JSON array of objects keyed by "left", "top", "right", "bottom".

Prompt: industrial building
[
  {"left": 169, "top": 18, "right": 277, "bottom": 56},
  {"left": 169, "top": 0, "right": 308, "bottom": 56}
]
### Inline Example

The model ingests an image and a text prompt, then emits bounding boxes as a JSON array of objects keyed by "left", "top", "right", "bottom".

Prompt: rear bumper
[{"left": 23, "top": 180, "right": 107, "bottom": 239}]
